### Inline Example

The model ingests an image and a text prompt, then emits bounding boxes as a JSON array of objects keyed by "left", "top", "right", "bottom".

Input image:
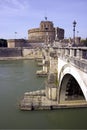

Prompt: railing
[{"left": 57, "top": 47, "right": 87, "bottom": 73}]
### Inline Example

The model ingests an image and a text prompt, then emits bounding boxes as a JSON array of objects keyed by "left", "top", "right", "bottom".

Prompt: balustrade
[
  {"left": 57, "top": 47, "right": 87, "bottom": 73},
  {"left": 58, "top": 47, "right": 87, "bottom": 59}
]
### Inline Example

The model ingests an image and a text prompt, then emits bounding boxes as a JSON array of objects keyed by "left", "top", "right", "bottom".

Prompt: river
[{"left": 0, "top": 59, "right": 87, "bottom": 129}]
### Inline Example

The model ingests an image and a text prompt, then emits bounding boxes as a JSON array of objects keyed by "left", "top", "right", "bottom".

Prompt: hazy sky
[{"left": 0, "top": 0, "right": 87, "bottom": 39}]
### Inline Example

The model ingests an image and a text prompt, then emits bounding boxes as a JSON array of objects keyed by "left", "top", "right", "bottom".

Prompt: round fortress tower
[{"left": 28, "top": 20, "right": 64, "bottom": 43}]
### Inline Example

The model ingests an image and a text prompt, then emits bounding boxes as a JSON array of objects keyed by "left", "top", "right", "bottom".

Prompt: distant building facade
[
  {"left": 28, "top": 20, "right": 64, "bottom": 44},
  {"left": 7, "top": 39, "right": 29, "bottom": 48}
]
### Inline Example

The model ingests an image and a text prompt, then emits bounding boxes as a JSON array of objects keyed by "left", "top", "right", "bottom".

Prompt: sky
[{"left": 0, "top": 0, "right": 87, "bottom": 39}]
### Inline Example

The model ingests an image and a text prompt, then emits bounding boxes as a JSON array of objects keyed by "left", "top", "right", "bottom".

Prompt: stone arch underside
[{"left": 58, "top": 65, "right": 87, "bottom": 103}]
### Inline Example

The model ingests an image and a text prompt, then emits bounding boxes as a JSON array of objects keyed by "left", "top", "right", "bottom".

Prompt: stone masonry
[{"left": 28, "top": 20, "right": 64, "bottom": 43}]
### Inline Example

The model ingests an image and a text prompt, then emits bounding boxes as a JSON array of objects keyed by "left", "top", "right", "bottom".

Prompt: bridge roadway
[{"left": 57, "top": 47, "right": 87, "bottom": 103}]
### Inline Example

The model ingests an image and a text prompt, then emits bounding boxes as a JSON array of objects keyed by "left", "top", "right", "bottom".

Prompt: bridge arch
[{"left": 58, "top": 64, "right": 87, "bottom": 103}]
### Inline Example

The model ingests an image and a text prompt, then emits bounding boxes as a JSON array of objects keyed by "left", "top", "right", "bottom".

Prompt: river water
[{"left": 0, "top": 60, "right": 87, "bottom": 129}]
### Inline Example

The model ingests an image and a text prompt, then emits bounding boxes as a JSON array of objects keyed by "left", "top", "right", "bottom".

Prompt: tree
[
  {"left": 0, "top": 39, "right": 7, "bottom": 47},
  {"left": 81, "top": 38, "right": 87, "bottom": 46}
]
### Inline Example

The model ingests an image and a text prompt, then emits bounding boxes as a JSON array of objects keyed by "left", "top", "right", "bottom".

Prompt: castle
[
  {"left": 2, "top": 19, "right": 64, "bottom": 48},
  {"left": 28, "top": 19, "right": 64, "bottom": 43}
]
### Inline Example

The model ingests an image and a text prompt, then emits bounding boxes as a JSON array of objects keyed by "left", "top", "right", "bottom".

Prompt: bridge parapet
[{"left": 57, "top": 47, "right": 87, "bottom": 73}]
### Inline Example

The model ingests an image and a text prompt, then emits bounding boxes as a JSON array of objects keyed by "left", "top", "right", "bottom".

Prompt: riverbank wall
[{"left": 0, "top": 48, "right": 22, "bottom": 57}]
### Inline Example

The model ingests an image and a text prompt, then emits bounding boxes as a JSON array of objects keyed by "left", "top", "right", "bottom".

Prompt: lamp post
[
  {"left": 73, "top": 20, "right": 77, "bottom": 44},
  {"left": 15, "top": 32, "right": 17, "bottom": 39},
  {"left": 77, "top": 31, "right": 79, "bottom": 37}
]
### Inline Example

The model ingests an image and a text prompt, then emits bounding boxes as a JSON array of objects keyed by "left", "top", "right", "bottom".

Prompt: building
[
  {"left": 7, "top": 39, "right": 30, "bottom": 48},
  {"left": 28, "top": 20, "right": 64, "bottom": 44},
  {"left": 5, "top": 19, "right": 64, "bottom": 48}
]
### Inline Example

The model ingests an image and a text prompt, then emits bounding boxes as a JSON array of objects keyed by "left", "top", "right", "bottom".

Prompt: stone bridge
[{"left": 56, "top": 47, "right": 87, "bottom": 103}]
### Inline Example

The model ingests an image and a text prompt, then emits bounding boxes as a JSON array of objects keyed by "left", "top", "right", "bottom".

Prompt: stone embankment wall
[
  {"left": 22, "top": 48, "right": 34, "bottom": 57},
  {"left": 0, "top": 48, "right": 22, "bottom": 57}
]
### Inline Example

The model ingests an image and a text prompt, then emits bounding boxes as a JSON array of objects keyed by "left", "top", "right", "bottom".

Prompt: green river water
[{"left": 0, "top": 60, "right": 87, "bottom": 129}]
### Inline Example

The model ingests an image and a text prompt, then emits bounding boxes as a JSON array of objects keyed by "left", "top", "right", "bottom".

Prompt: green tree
[
  {"left": 0, "top": 39, "right": 7, "bottom": 47},
  {"left": 81, "top": 38, "right": 87, "bottom": 46}
]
